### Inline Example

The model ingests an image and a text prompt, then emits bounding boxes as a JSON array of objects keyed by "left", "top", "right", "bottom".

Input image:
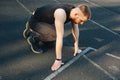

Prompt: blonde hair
[{"left": 77, "top": 4, "right": 91, "bottom": 20}]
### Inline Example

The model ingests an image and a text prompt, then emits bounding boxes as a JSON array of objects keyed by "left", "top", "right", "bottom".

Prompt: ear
[
  {"left": 75, "top": 13, "right": 78, "bottom": 16},
  {"left": 74, "top": 13, "right": 79, "bottom": 17}
]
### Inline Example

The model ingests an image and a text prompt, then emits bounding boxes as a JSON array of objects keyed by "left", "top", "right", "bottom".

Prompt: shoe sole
[
  {"left": 23, "top": 22, "right": 29, "bottom": 39},
  {"left": 27, "top": 37, "right": 42, "bottom": 54}
]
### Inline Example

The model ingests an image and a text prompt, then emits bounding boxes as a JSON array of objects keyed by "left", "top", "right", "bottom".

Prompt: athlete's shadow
[{"left": 63, "top": 26, "right": 118, "bottom": 49}]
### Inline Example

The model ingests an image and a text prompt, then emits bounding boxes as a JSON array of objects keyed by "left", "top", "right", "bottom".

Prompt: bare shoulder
[{"left": 54, "top": 8, "right": 66, "bottom": 22}]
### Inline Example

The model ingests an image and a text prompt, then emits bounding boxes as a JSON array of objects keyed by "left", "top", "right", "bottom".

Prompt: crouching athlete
[{"left": 23, "top": 3, "right": 91, "bottom": 71}]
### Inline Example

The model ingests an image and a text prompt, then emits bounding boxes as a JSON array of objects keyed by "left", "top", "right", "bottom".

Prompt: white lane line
[
  {"left": 53, "top": 0, "right": 61, "bottom": 3},
  {"left": 55, "top": 0, "right": 120, "bottom": 38},
  {"left": 44, "top": 47, "right": 96, "bottom": 80},
  {"left": 84, "top": 0, "right": 120, "bottom": 15},
  {"left": 83, "top": 55, "right": 118, "bottom": 80},
  {"left": 16, "top": 0, "right": 32, "bottom": 14},
  {"left": 89, "top": 19, "right": 120, "bottom": 38},
  {"left": 106, "top": 53, "right": 120, "bottom": 60},
  {"left": 16, "top": 0, "right": 120, "bottom": 38},
  {"left": 84, "top": 0, "right": 120, "bottom": 37}
]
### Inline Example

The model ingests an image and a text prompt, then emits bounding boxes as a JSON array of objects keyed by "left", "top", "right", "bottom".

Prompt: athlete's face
[{"left": 73, "top": 9, "right": 87, "bottom": 25}]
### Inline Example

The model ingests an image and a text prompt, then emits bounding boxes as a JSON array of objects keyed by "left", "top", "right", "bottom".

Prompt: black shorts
[{"left": 26, "top": 15, "right": 56, "bottom": 42}]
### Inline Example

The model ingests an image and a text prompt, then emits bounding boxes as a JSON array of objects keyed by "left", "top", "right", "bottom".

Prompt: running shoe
[
  {"left": 23, "top": 22, "right": 30, "bottom": 38},
  {"left": 27, "top": 36, "right": 43, "bottom": 54}
]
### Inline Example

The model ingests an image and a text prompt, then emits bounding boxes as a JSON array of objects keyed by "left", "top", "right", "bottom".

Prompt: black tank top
[{"left": 34, "top": 4, "right": 75, "bottom": 24}]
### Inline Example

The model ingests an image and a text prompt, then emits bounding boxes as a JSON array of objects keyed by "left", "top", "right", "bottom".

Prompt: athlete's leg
[
  {"left": 30, "top": 22, "right": 56, "bottom": 52},
  {"left": 24, "top": 15, "right": 56, "bottom": 53},
  {"left": 23, "top": 15, "right": 37, "bottom": 39},
  {"left": 23, "top": 15, "right": 44, "bottom": 53},
  {"left": 30, "top": 22, "right": 56, "bottom": 42}
]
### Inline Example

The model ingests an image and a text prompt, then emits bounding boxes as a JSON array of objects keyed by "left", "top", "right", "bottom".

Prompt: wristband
[{"left": 56, "top": 58, "right": 62, "bottom": 61}]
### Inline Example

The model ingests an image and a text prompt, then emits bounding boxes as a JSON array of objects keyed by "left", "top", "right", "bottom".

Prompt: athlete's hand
[
  {"left": 51, "top": 60, "right": 64, "bottom": 71},
  {"left": 74, "top": 49, "right": 82, "bottom": 56}
]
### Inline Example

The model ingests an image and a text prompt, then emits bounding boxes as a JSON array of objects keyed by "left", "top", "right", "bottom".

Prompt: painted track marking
[
  {"left": 84, "top": 0, "right": 120, "bottom": 15},
  {"left": 16, "top": 0, "right": 120, "bottom": 38},
  {"left": 44, "top": 47, "right": 96, "bottom": 80},
  {"left": 84, "top": 0, "right": 120, "bottom": 37},
  {"left": 106, "top": 53, "right": 120, "bottom": 60},
  {"left": 83, "top": 55, "right": 118, "bottom": 80},
  {"left": 89, "top": 19, "right": 120, "bottom": 37},
  {"left": 16, "top": 0, "right": 32, "bottom": 14}
]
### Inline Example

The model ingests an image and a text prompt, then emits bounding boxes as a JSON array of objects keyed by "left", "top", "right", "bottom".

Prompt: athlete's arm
[
  {"left": 71, "top": 22, "right": 82, "bottom": 56},
  {"left": 51, "top": 8, "right": 66, "bottom": 71}
]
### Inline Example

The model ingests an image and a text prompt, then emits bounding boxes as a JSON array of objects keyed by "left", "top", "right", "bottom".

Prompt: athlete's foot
[
  {"left": 51, "top": 59, "right": 64, "bottom": 71},
  {"left": 27, "top": 36, "right": 43, "bottom": 54},
  {"left": 23, "top": 22, "right": 30, "bottom": 38}
]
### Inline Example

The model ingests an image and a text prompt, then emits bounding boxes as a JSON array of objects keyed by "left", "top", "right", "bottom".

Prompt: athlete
[{"left": 23, "top": 3, "right": 91, "bottom": 71}]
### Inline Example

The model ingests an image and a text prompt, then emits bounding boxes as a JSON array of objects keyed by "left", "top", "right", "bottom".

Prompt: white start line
[{"left": 44, "top": 47, "right": 97, "bottom": 80}]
